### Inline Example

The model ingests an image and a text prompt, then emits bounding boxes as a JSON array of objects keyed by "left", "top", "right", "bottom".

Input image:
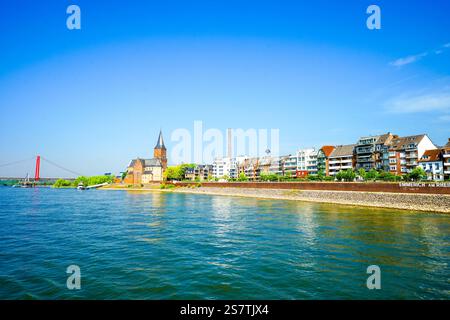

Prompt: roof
[
  {"left": 128, "top": 158, "right": 162, "bottom": 168},
  {"left": 357, "top": 132, "right": 395, "bottom": 145},
  {"left": 329, "top": 144, "right": 355, "bottom": 158},
  {"left": 444, "top": 138, "right": 450, "bottom": 149},
  {"left": 128, "top": 159, "right": 142, "bottom": 168},
  {"left": 155, "top": 130, "right": 166, "bottom": 149},
  {"left": 389, "top": 134, "right": 426, "bottom": 151},
  {"left": 419, "top": 149, "right": 442, "bottom": 162},
  {"left": 144, "top": 158, "right": 162, "bottom": 167},
  {"left": 377, "top": 133, "right": 396, "bottom": 145},
  {"left": 320, "top": 146, "right": 335, "bottom": 157}
]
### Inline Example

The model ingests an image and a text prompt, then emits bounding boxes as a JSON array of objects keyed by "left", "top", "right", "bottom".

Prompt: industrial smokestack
[{"left": 227, "top": 128, "right": 232, "bottom": 158}]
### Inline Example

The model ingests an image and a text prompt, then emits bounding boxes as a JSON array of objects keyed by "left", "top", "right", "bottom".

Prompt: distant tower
[
  {"left": 154, "top": 130, "right": 167, "bottom": 170},
  {"left": 227, "top": 128, "right": 232, "bottom": 158}
]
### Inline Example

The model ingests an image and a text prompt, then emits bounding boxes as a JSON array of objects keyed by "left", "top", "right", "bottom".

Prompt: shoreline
[{"left": 100, "top": 185, "right": 450, "bottom": 214}]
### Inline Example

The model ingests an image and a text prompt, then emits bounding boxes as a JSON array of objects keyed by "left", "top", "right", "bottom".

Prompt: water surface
[{"left": 0, "top": 187, "right": 449, "bottom": 299}]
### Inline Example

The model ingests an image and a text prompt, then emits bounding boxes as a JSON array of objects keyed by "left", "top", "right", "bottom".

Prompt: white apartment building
[
  {"left": 212, "top": 157, "right": 237, "bottom": 179},
  {"left": 212, "top": 156, "right": 252, "bottom": 179},
  {"left": 270, "top": 149, "right": 318, "bottom": 177},
  {"left": 297, "top": 148, "right": 318, "bottom": 174}
]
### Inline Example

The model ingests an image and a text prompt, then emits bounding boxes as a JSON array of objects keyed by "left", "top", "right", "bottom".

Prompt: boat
[
  {"left": 12, "top": 174, "right": 34, "bottom": 188},
  {"left": 77, "top": 182, "right": 86, "bottom": 190}
]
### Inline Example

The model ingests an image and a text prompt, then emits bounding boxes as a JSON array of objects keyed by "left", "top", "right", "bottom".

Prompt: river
[{"left": 0, "top": 187, "right": 448, "bottom": 299}]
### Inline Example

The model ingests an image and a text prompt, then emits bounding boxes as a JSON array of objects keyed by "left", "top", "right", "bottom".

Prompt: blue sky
[{"left": 1, "top": 0, "right": 450, "bottom": 177}]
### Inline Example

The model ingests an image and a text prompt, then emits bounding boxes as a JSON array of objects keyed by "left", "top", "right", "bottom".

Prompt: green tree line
[{"left": 53, "top": 175, "right": 114, "bottom": 188}]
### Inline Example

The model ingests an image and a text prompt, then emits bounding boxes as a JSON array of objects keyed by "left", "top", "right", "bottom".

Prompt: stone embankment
[{"left": 171, "top": 187, "right": 450, "bottom": 213}]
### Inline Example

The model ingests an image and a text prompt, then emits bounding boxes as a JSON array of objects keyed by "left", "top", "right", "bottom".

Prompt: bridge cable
[
  {"left": 0, "top": 157, "right": 35, "bottom": 168},
  {"left": 40, "top": 157, "right": 84, "bottom": 177}
]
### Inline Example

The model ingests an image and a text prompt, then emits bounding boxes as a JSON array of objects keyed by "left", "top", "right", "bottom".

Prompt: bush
[
  {"left": 260, "top": 172, "right": 279, "bottom": 182},
  {"left": 54, "top": 179, "right": 72, "bottom": 188},
  {"left": 378, "top": 170, "right": 401, "bottom": 182},
  {"left": 336, "top": 169, "right": 356, "bottom": 182},
  {"left": 365, "top": 169, "right": 379, "bottom": 181},
  {"left": 405, "top": 167, "right": 426, "bottom": 181},
  {"left": 72, "top": 175, "right": 114, "bottom": 187},
  {"left": 160, "top": 183, "right": 175, "bottom": 189},
  {"left": 358, "top": 168, "right": 367, "bottom": 180},
  {"left": 237, "top": 173, "right": 248, "bottom": 182}
]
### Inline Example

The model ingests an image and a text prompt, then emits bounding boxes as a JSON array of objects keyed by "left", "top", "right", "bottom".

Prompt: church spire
[{"left": 155, "top": 130, "right": 166, "bottom": 150}]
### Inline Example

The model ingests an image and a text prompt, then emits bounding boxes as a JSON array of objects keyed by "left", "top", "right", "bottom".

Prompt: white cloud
[
  {"left": 390, "top": 42, "right": 450, "bottom": 67},
  {"left": 385, "top": 91, "right": 450, "bottom": 113},
  {"left": 389, "top": 52, "right": 427, "bottom": 67}
]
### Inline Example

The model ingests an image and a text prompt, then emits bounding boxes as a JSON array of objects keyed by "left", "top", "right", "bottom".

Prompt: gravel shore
[{"left": 170, "top": 187, "right": 450, "bottom": 213}]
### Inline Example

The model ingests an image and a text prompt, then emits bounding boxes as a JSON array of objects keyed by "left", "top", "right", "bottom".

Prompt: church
[{"left": 123, "top": 130, "right": 167, "bottom": 184}]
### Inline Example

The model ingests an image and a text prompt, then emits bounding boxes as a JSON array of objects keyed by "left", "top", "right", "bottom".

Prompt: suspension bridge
[{"left": 0, "top": 155, "right": 83, "bottom": 182}]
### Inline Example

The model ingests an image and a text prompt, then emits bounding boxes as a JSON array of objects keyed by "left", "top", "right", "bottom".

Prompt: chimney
[{"left": 227, "top": 128, "right": 232, "bottom": 159}]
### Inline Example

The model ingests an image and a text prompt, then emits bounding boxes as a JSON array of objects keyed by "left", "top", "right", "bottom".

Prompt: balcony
[
  {"left": 356, "top": 148, "right": 374, "bottom": 154},
  {"left": 444, "top": 153, "right": 450, "bottom": 158}
]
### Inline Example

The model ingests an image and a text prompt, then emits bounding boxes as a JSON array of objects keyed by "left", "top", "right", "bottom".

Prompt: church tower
[{"left": 154, "top": 130, "right": 167, "bottom": 170}]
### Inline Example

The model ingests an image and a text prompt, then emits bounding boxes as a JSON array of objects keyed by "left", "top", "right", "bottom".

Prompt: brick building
[{"left": 123, "top": 130, "right": 167, "bottom": 184}]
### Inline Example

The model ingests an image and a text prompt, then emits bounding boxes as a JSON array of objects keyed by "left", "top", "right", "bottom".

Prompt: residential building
[
  {"left": 355, "top": 133, "right": 396, "bottom": 171},
  {"left": 185, "top": 164, "right": 213, "bottom": 181},
  {"left": 283, "top": 154, "right": 297, "bottom": 176},
  {"left": 231, "top": 156, "right": 248, "bottom": 179},
  {"left": 212, "top": 157, "right": 228, "bottom": 179},
  {"left": 443, "top": 138, "right": 450, "bottom": 180},
  {"left": 234, "top": 155, "right": 289, "bottom": 180},
  {"left": 275, "top": 149, "right": 319, "bottom": 177},
  {"left": 317, "top": 146, "right": 335, "bottom": 176},
  {"left": 388, "top": 134, "right": 437, "bottom": 175},
  {"left": 212, "top": 157, "right": 238, "bottom": 179},
  {"left": 124, "top": 131, "right": 167, "bottom": 184},
  {"left": 258, "top": 156, "right": 275, "bottom": 175},
  {"left": 419, "top": 149, "right": 444, "bottom": 181},
  {"left": 328, "top": 144, "right": 356, "bottom": 176},
  {"left": 296, "top": 148, "right": 318, "bottom": 176}
]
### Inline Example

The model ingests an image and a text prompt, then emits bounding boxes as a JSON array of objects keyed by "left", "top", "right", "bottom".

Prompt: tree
[
  {"left": 163, "top": 164, "right": 195, "bottom": 181},
  {"left": 54, "top": 179, "right": 72, "bottom": 188},
  {"left": 378, "top": 170, "right": 400, "bottom": 182},
  {"left": 336, "top": 169, "right": 356, "bottom": 182},
  {"left": 237, "top": 172, "right": 248, "bottom": 181},
  {"left": 260, "top": 172, "right": 279, "bottom": 182},
  {"left": 365, "top": 169, "right": 379, "bottom": 181},
  {"left": 317, "top": 170, "right": 325, "bottom": 181},
  {"left": 407, "top": 167, "right": 426, "bottom": 181},
  {"left": 358, "top": 168, "right": 367, "bottom": 180}
]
